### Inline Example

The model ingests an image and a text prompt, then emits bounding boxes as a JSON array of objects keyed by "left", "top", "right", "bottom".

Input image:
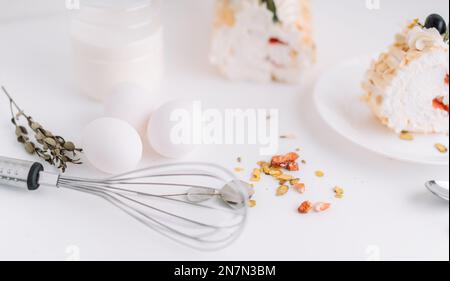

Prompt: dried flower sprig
[{"left": 1, "top": 86, "right": 82, "bottom": 172}]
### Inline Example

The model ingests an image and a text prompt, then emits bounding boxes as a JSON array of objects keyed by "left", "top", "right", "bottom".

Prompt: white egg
[
  {"left": 83, "top": 117, "right": 143, "bottom": 174},
  {"left": 147, "top": 100, "right": 197, "bottom": 158},
  {"left": 104, "top": 83, "right": 161, "bottom": 136}
]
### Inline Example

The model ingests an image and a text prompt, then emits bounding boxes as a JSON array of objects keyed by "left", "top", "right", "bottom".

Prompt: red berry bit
[
  {"left": 268, "top": 37, "right": 287, "bottom": 45},
  {"left": 271, "top": 152, "right": 299, "bottom": 171},
  {"left": 433, "top": 97, "right": 449, "bottom": 113}
]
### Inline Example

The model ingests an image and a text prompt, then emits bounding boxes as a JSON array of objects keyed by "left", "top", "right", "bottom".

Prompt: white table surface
[{"left": 0, "top": 0, "right": 448, "bottom": 261}]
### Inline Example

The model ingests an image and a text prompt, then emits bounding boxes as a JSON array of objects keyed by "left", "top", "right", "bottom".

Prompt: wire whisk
[{"left": 0, "top": 157, "right": 250, "bottom": 250}]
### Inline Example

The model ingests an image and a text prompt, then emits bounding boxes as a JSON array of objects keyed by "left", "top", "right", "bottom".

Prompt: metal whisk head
[{"left": 54, "top": 162, "right": 249, "bottom": 250}]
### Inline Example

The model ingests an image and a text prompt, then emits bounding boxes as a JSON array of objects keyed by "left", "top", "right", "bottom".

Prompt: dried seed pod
[
  {"left": 44, "top": 138, "right": 57, "bottom": 147},
  {"left": 2, "top": 86, "right": 83, "bottom": 173},
  {"left": 30, "top": 122, "right": 41, "bottom": 131},
  {"left": 24, "top": 142, "right": 35, "bottom": 154},
  {"left": 17, "top": 136, "right": 26, "bottom": 143}
]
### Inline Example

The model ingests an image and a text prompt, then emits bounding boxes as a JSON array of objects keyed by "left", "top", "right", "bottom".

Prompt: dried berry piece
[
  {"left": 314, "top": 202, "right": 331, "bottom": 212},
  {"left": 271, "top": 152, "right": 299, "bottom": 171},
  {"left": 432, "top": 97, "right": 449, "bottom": 112},
  {"left": 293, "top": 183, "right": 305, "bottom": 194},
  {"left": 298, "top": 201, "right": 313, "bottom": 214}
]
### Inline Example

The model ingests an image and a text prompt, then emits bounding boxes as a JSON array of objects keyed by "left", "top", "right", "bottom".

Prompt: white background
[{"left": 0, "top": 0, "right": 449, "bottom": 260}]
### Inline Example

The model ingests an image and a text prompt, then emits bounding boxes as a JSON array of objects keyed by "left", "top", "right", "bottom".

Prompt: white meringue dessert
[
  {"left": 210, "top": 0, "right": 316, "bottom": 83},
  {"left": 362, "top": 17, "right": 449, "bottom": 134}
]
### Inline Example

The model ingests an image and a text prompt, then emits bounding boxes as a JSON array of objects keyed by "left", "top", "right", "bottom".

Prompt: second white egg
[{"left": 147, "top": 100, "right": 197, "bottom": 158}]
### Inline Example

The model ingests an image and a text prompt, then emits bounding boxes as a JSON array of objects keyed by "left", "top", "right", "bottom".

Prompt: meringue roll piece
[
  {"left": 363, "top": 18, "right": 449, "bottom": 134},
  {"left": 209, "top": 0, "right": 316, "bottom": 83}
]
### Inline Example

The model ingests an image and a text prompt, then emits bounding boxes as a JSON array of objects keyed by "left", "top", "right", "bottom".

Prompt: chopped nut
[
  {"left": 290, "top": 178, "right": 300, "bottom": 185},
  {"left": 250, "top": 168, "right": 261, "bottom": 182},
  {"left": 298, "top": 201, "right": 313, "bottom": 214},
  {"left": 269, "top": 169, "right": 282, "bottom": 177},
  {"left": 276, "top": 174, "right": 294, "bottom": 181},
  {"left": 435, "top": 143, "right": 448, "bottom": 154},
  {"left": 399, "top": 131, "right": 414, "bottom": 141},
  {"left": 293, "top": 183, "right": 305, "bottom": 194},
  {"left": 276, "top": 185, "right": 289, "bottom": 196},
  {"left": 257, "top": 161, "right": 267, "bottom": 167},
  {"left": 248, "top": 200, "right": 257, "bottom": 208},
  {"left": 315, "top": 170, "right": 325, "bottom": 177},
  {"left": 334, "top": 186, "right": 344, "bottom": 199},
  {"left": 314, "top": 202, "right": 331, "bottom": 212}
]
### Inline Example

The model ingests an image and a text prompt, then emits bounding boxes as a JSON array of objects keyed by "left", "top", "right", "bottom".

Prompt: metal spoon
[
  {"left": 425, "top": 180, "right": 449, "bottom": 201},
  {"left": 187, "top": 180, "right": 255, "bottom": 209}
]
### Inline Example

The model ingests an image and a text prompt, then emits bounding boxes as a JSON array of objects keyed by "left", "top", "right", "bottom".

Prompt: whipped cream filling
[{"left": 274, "top": 0, "right": 302, "bottom": 26}]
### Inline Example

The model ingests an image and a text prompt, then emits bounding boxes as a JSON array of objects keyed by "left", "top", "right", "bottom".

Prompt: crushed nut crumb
[
  {"left": 333, "top": 186, "right": 344, "bottom": 199},
  {"left": 315, "top": 170, "right": 325, "bottom": 177},
  {"left": 435, "top": 143, "right": 448, "bottom": 154},
  {"left": 399, "top": 131, "right": 414, "bottom": 141},
  {"left": 248, "top": 200, "right": 257, "bottom": 208},
  {"left": 234, "top": 167, "right": 244, "bottom": 173},
  {"left": 276, "top": 185, "right": 289, "bottom": 196}
]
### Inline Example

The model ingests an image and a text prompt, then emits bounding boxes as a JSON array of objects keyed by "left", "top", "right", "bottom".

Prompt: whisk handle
[{"left": 0, "top": 156, "right": 44, "bottom": 190}]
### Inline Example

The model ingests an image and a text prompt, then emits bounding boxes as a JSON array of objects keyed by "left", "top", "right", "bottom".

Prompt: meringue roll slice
[
  {"left": 210, "top": 0, "right": 316, "bottom": 83},
  {"left": 363, "top": 17, "right": 449, "bottom": 134}
]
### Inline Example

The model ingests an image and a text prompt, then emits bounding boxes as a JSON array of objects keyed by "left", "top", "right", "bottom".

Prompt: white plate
[{"left": 314, "top": 56, "right": 449, "bottom": 166}]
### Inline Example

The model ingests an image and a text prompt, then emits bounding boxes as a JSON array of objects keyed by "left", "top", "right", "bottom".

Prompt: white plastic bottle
[{"left": 70, "top": 0, "right": 164, "bottom": 100}]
